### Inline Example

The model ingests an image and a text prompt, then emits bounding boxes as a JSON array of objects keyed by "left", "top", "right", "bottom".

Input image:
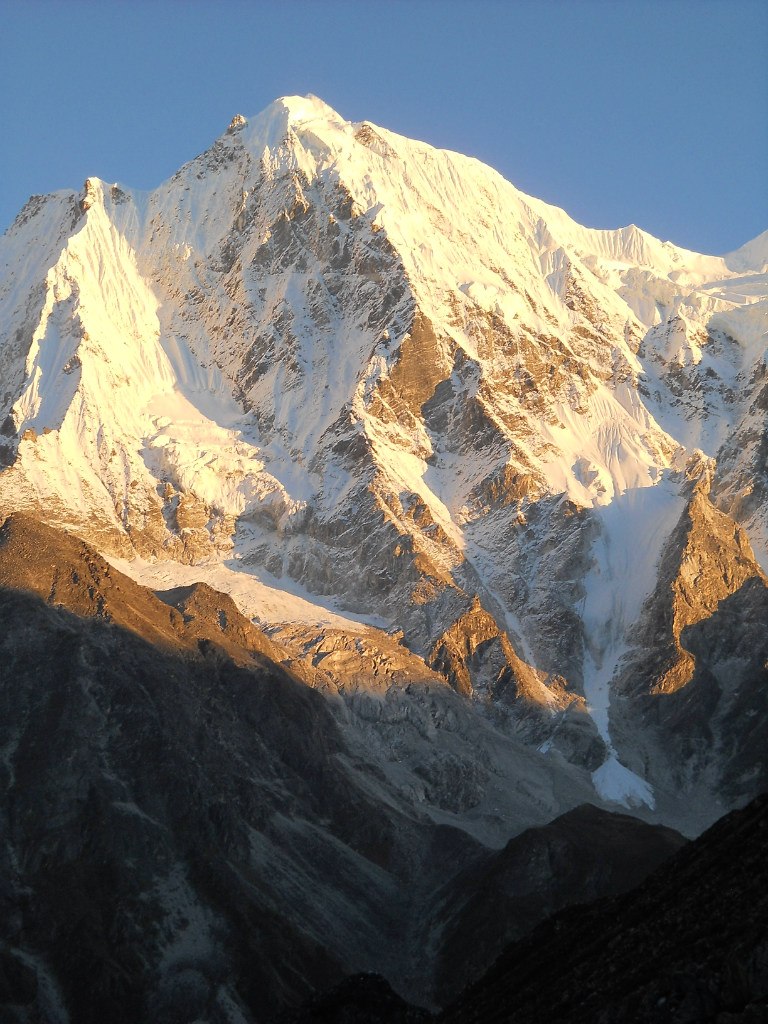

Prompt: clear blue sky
[{"left": 1, "top": 0, "right": 766, "bottom": 255}]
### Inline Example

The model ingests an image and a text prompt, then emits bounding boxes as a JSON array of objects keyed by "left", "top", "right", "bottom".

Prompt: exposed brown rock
[
  {"left": 611, "top": 487, "right": 768, "bottom": 821},
  {"left": 427, "top": 595, "right": 604, "bottom": 769},
  {"left": 0, "top": 512, "right": 276, "bottom": 666},
  {"left": 470, "top": 465, "right": 541, "bottom": 511},
  {"left": 621, "top": 485, "right": 766, "bottom": 699},
  {"left": 369, "top": 313, "right": 452, "bottom": 437},
  {"left": 175, "top": 491, "right": 211, "bottom": 531},
  {"left": 427, "top": 597, "right": 521, "bottom": 699}
]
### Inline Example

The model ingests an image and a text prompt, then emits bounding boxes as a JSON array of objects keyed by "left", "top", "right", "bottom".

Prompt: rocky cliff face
[{"left": 610, "top": 479, "right": 768, "bottom": 823}]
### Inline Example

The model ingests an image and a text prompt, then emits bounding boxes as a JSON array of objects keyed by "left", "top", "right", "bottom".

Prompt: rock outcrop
[{"left": 610, "top": 482, "right": 768, "bottom": 828}]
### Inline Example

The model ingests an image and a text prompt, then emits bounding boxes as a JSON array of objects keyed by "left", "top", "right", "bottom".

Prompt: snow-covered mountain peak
[
  {"left": 237, "top": 94, "right": 350, "bottom": 154},
  {"left": 1, "top": 96, "right": 767, "bottom": 822},
  {"left": 274, "top": 92, "right": 345, "bottom": 123},
  {"left": 725, "top": 228, "right": 768, "bottom": 272},
  {"left": 1, "top": 95, "right": 764, "bottom": 563}
]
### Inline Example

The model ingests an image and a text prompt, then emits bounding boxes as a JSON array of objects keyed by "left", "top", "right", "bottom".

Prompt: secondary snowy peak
[
  {"left": 1, "top": 94, "right": 767, "bottom": 822},
  {"left": 724, "top": 228, "right": 768, "bottom": 272}
]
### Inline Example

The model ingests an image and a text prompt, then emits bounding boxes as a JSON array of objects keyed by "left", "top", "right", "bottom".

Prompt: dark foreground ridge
[
  {"left": 0, "top": 514, "right": 687, "bottom": 1023},
  {"left": 440, "top": 791, "right": 768, "bottom": 1024},
  {"left": 287, "top": 794, "right": 768, "bottom": 1024},
  {"left": 279, "top": 973, "right": 432, "bottom": 1024}
]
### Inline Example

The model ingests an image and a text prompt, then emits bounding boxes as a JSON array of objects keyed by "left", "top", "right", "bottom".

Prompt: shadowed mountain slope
[
  {"left": 441, "top": 793, "right": 768, "bottom": 1024},
  {"left": 0, "top": 514, "right": 685, "bottom": 1023},
  {"left": 426, "top": 803, "right": 685, "bottom": 1005},
  {"left": 0, "top": 515, "right": 477, "bottom": 1022}
]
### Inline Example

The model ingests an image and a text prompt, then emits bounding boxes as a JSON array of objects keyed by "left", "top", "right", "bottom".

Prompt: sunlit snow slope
[{"left": 1, "top": 95, "right": 766, "bottom": 819}]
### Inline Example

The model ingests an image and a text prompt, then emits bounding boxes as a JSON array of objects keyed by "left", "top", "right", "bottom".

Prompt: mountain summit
[{"left": 1, "top": 95, "right": 766, "bottom": 833}]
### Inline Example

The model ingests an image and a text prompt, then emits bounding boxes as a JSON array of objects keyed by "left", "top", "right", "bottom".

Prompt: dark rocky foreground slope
[
  {"left": 287, "top": 794, "right": 768, "bottom": 1024},
  {"left": 426, "top": 802, "right": 686, "bottom": 1005},
  {"left": 0, "top": 515, "right": 465, "bottom": 1022},
  {"left": 0, "top": 514, "right": 685, "bottom": 1023},
  {"left": 439, "top": 792, "right": 768, "bottom": 1024}
]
